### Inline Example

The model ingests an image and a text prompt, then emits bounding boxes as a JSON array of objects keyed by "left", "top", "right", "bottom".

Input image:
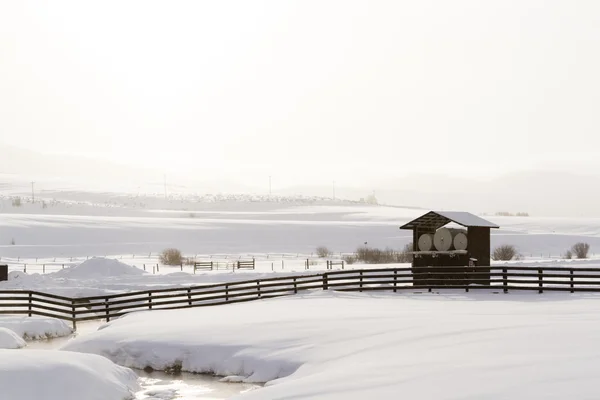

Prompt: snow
[
  {"left": 433, "top": 210, "right": 500, "bottom": 228},
  {"left": 0, "top": 315, "right": 73, "bottom": 340},
  {"left": 0, "top": 327, "right": 27, "bottom": 349},
  {"left": 61, "top": 290, "right": 600, "bottom": 399},
  {"left": 52, "top": 257, "right": 147, "bottom": 279},
  {"left": 0, "top": 349, "right": 139, "bottom": 400},
  {"left": 2, "top": 203, "right": 600, "bottom": 262}
]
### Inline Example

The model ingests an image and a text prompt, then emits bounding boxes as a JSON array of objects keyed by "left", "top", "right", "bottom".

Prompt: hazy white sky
[{"left": 1, "top": 0, "right": 599, "bottom": 186}]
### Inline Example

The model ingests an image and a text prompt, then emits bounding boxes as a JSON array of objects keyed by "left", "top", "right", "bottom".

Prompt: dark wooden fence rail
[{"left": 2, "top": 265, "right": 600, "bottom": 329}]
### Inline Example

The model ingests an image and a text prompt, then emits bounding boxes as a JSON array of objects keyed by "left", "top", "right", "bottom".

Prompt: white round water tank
[
  {"left": 453, "top": 232, "right": 468, "bottom": 251},
  {"left": 433, "top": 228, "right": 453, "bottom": 251},
  {"left": 418, "top": 234, "right": 434, "bottom": 251}
]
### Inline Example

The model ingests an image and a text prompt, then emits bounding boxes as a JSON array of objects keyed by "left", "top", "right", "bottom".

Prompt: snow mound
[
  {"left": 0, "top": 327, "right": 27, "bottom": 349},
  {"left": 0, "top": 350, "right": 139, "bottom": 400},
  {"left": 53, "top": 257, "right": 146, "bottom": 279},
  {"left": 62, "top": 291, "right": 600, "bottom": 399},
  {"left": 0, "top": 315, "right": 73, "bottom": 340}
]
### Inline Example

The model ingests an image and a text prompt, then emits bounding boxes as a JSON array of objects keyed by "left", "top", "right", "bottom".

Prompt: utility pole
[
  {"left": 332, "top": 181, "right": 336, "bottom": 200},
  {"left": 31, "top": 182, "right": 35, "bottom": 203}
]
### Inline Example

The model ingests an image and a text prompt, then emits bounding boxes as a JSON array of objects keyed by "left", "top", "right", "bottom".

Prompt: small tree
[
  {"left": 342, "top": 254, "right": 357, "bottom": 264},
  {"left": 572, "top": 242, "right": 590, "bottom": 259},
  {"left": 564, "top": 250, "right": 573, "bottom": 260},
  {"left": 159, "top": 248, "right": 183, "bottom": 265},
  {"left": 316, "top": 246, "right": 331, "bottom": 258},
  {"left": 492, "top": 245, "right": 517, "bottom": 261}
]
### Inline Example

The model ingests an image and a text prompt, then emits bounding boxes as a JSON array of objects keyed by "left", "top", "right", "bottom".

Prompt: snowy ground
[
  {"left": 0, "top": 315, "right": 73, "bottom": 340},
  {"left": 61, "top": 290, "right": 600, "bottom": 399},
  {"left": 0, "top": 349, "right": 139, "bottom": 400},
  {"left": 2, "top": 202, "right": 600, "bottom": 260}
]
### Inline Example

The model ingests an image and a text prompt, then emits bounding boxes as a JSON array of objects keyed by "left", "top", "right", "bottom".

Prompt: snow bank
[
  {"left": 0, "top": 315, "right": 73, "bottom": 340},
  {"left": 0, "top": 349, "right": 139, "bottom": 400},
  {"left": 0, "top": 327, "right": 27, "bottom": 349},
  {"left": 53, "top": 257, "right": 146, "bottom": 279},
  {"left": 63, "top": 290, "right": 600, "bottom": 399}
]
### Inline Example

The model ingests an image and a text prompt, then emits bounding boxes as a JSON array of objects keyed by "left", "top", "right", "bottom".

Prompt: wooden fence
[{"left": 2, "top": 265, "right": 600, "bottom": 330}]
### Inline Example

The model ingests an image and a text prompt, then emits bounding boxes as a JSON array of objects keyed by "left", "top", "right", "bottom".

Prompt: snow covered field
[
  {"left": 2, "top": 190, "right": 600, "bottom": 399},
  {"left": 61, "top": 290, "right": 600, "bottom": 399},
  {"left": 2, "top": 203, "right": 600, "bottom": 260}
]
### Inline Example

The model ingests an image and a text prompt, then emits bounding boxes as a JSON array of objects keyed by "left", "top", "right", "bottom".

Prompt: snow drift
[
  {"left": 0, "top": 315, "right": 72, "bottom": 340},
  {"left": 0, "top": 327, "right": 26, "bottom": 349},
  {"left": 53, "top": 257, "right": 146, "bottom": 279},
  {"left": 62, "top": 290, "right": 600, "bottom": 399},
  {"left": 0, "top": 350, "right": 139, "bottom": 400}
]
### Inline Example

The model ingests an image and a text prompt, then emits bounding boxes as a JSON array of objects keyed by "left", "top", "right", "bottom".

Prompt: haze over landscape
[{"left": 1, "top": 1, "right": 599, "bottom": 217}]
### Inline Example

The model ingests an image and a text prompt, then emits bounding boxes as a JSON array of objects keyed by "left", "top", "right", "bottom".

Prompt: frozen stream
[{"left": 27, "top": 321, "right": 259, "bottom": 399}]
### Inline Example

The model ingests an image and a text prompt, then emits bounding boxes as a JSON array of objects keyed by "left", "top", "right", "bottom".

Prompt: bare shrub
[
  {"left": 572, "top": 242, "right": 590, "bottom": 259},
  {"left": 159, "top": 248, "right": 183, "bottom": 265},
  {"left": 492, "top": 245, "right": 517, "bottom": 261},
  {"left": 342, "top": 254, "right": 357, "bottom": 265},
  {"left": 355, "top": 243, "right": 413, "bottom": 264},
  {"left": 183, "top": 257, "right": 196, "bottom": 266},
  {"left": 316, "top": 246, "right": 331, "bottom": 258},
  {"left": 564, "top": 250, "right": 573, "bottom": 260}
]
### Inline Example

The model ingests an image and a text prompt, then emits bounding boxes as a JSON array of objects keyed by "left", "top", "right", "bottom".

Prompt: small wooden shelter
[{"left": 399, "top": 211, "right": 499, "bottom": 286}]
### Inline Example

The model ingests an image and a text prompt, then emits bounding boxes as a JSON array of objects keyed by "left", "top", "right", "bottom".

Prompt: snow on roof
[
  {"left": 399, "top": 211, "right": 499, "bottom": 230},
  {"left": 433, "top": 211, "right": 499, "bottom": 228}
]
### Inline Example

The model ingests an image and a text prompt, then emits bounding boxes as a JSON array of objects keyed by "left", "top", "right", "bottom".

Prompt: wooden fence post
[
  {"left": 148, "top": 292, "right": 152, "bottom": 310},
  {"left": 105, "top": 297, "right": 110, "bottom": 321},
  {"left": 187, "top": 288, "right": 192, "bottom": 306},
  {"left": 28, "top": 292, "right": 32, "bottom": 317},
  {"left": 293, "top": 277, "right": 297, "bottom": 294},
  {"left": 71, "top": 300, "right": 77, "bottom": 331},
  {"left": 156, "top": 263, "right": 159, "bottom": 272},
  {"left": 225, "top": 284, "right": 229, "bottom": 302},
  {"left": 503, "top": 268, "right": 508, "bottom": 293},
  {"left": 538, "top": 268, "right": 543, "bottom": 294},
  {"left": 570, "top": 269, "right": 574, "bottom": 293},
  {"left": 180, "top": 263, "right": 183, "bottom": 272},
  {"left": 393, "top": 270, "right": 397, "bottom": 293},
  {"left": 341, "top": 261, "right": 344, "bottom": 270},
  {"left": 257, "top": 280, "right": 261, "bottom": 298},
  {"left": 43, "top": 264, "right": 45, "bottom": 274},
  {"left": 428, "top": 268, "right": 432, "bottom": 293},
  {"left": 359, "top": 271, "right": 363, "bottom": 292},
  {"left": 323, "top": 273, "right": 328, "bottom": 290},
  {"left": 24, "top": 264, "right": 26, "bottom": 273}
]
